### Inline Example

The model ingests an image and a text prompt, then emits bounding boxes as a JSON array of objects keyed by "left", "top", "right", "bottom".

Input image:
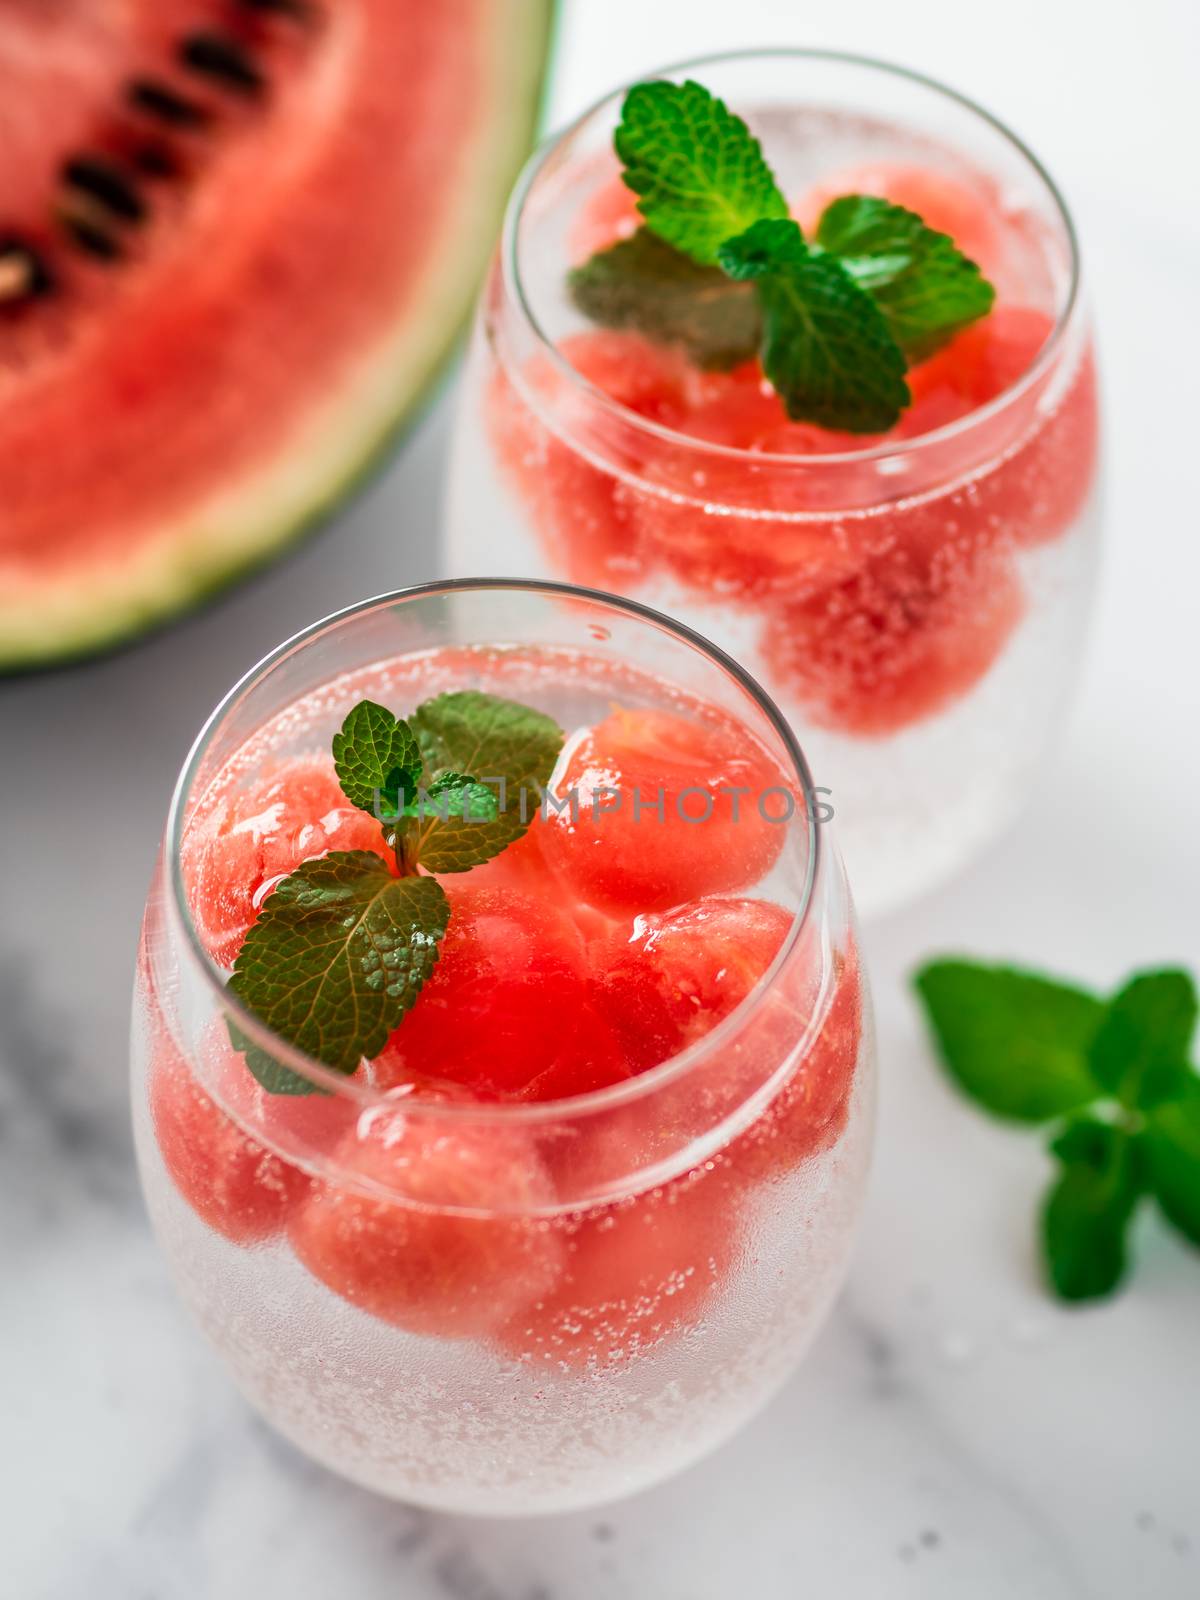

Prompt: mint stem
[{"left": 390, "top": 826, "right": 419, "bottom": 878}]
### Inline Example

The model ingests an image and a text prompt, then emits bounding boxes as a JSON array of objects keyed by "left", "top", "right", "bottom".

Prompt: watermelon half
[{"left": 0, "top": 0, "right": 556, "bottom": 670}]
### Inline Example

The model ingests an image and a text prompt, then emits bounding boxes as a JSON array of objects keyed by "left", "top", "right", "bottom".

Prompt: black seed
[
  {"left": 59, "top": 213, "right": 123, "bottom": 261},
  {"left": 127, "top": 77, "right": 211, "bottom": 128},
  {"left": 0, "top": 238, "right": 54, "bottom": 301},
  {"left": 179, "top": 31, "right": 266, "bottom": 95},
  {"left": 62, "top": 157, "right": 147, "bottom": 224},
  {"left": 131, "top": 144, "right": 182, "bottom": 180},
  {"left": 238, "top": 0, "right": 310, "bottom": 16}
]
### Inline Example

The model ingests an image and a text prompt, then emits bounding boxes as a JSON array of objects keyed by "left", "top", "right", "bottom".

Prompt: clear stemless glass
[
  {"left": 446, "top": 50, "right": 1102, "bottom": 917},
  {"left": 131, "top": 580, "right": 875, "bottom": 1515}
]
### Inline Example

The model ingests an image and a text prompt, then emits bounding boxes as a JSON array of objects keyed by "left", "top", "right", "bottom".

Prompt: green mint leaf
[
  {"left": 718, "top": 219, "right": 910, "bottom": 433},
  {"left": 404, "top": 771, "right": 500, "bottom": 823},
  {"left": 815, "top": 195, "right": 996, "bottom": 361},
  {"left": 1142, "top": 1077, "right": 1200, "bottom": 1248},
  {"left": 568, "top": 227, "right": 761, "bottom": 371},
  {"left": 614, "top": 78, "right": 787, "bottom": 267},
  {"left": 1042, "top": 1119, "right": 1146, "bottom": 1302},
  {"left": 228, "top": 851, "right": 449, "bottom": 1094},
  {"left": 332, "top": 699, "right": 422, "bottom": 822},
  {"left": 913, "top": 959, "right": 1104, "bottom": 1122},
  {"left": 403, "top": 691, "right": 564, "bottom": 874},
  {"left": 392, "top": 770, "right": 506, "bottom": 874},
  {"left": 1088, "top": 969, "right": 1198, "bottom": 1107}
]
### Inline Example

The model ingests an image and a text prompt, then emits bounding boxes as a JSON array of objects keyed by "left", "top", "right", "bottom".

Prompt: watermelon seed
[
  {"left": 56, "top": 202, "right": 122, "bottom": 262},
  {"left": 0, "top": 241, "right": 53, "bottom": 304},
  {"left": 62, "top": 157, "right": 147, "bottom": 226},
  {"left": 179, "top": 32, "right": 266, "bottom": 96},
  {"left": 132, "top": 144, "right": 184, "bottom": 181},
  {"left": 127, "top": 78, "right": 212, "bottom": 129},
  {"left": 238, "top": 0, "right": 312, "bottom": 17}
]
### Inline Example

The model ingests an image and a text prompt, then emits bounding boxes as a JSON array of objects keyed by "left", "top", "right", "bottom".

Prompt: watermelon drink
[
  {"left": 447, "top": 51, "right": 1101, "bottom": 915},
  {"left": 132, "top": 581, "right": 874, "bottom": 1514}
]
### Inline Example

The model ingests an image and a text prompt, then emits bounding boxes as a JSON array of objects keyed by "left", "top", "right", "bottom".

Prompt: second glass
[{"left": 446, "top": 49, "right": 1101, "bottom": 916}]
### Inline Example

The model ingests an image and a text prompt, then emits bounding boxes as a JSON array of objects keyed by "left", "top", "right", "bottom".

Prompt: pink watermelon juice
[
  {"left": 132, "top": 582, "right": 873, "bottom": 1514},
  {"left": 448, "top": 51, "right": 1101, "bottom": 915}
]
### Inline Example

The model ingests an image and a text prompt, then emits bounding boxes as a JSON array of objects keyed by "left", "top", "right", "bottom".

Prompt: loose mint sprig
[
  {"left": 569, "top": 78, "right": 995, "bottom": 431},
  {"left": 914, "top": 960, "right": 1200, "bottom": 1302},
  {"left": 227, "top": 692, "right": 563, "bottom": 1094}
]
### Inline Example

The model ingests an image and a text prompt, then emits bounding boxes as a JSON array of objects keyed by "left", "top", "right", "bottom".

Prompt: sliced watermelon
[{"left": 0, "top": 0, "right": 556, "bottom": 669}]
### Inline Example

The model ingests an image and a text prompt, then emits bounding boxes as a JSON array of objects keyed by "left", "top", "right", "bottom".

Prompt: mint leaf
[
  {"left": 719, "top": 220, "right": 910, "bottom": 433},
  {"left": 332, "top": 699, "right": 422, "bottom": 822},
  {"left": 913, "top": 960, "right": 1103, "bottom": 1121},
  {"left": 1143, "top": 1077, "right": 1200, "bottom": 1248},
  {"left": 1088, "top": 969, "right": 1198, "bottom": 1108},
  {"left": 1042, "top": 1119, "right": 1145, "bottom": 1301},
  {"left": 228, "top": 851, "right": 448, "bottom": 1093},
  {"left": 816, "top": 195, "right": 995, "bottom": 361},
  {"left": 393, "top": 769, "right": 506, "bottom": 875},
  {"left": 404, "top": 691, "right": 563, "bottom": 873},
  {"left": 569, "top": 227, "right": 761, "bottom": 371},
  {"left": 614, "top": 79, "right": 787, "bottom": 267},
  {"left": 405, "top": 771, "right": 500, "bottom": 823}
]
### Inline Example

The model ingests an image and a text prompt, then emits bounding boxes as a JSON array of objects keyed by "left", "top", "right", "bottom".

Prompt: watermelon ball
[
  {"left": 148, "top": 1032, "right": 313, "bottom": 1247},
  {"left": 763, "top": 524, "right": 1026, "bottom": 736},
  {"left": 498, "top": 1160, "right": 739, "bottom": 1369},
  {"left": 622, "top": 360, "right": 872, "bottom": 600},
  {"left": 287, "top": 1099, "right": 564, "bottom": 1340},
  {"left": 457, "top": 813, "right": 554, "bottom": 898},
  {"left": 540, "top": 708, "right": 789, "bottom": 918},
  {"left": 183, "top": 754, "right": 387, "bottom": 968},
  {"left": 903, "top": 308, "right": 1098, "bottom": 546},
  {"left": 723, "top": 948, "right": 864, "bottom": 1183},
  {"left": 903, "top": 305, "right": 1054, "bottom": 420},
  {"left": 999, "top": 339, "right": 1098, "bottom": 548},
  {"left": 221, "top": 1048, "right": 362, "bottom": 1163},
  {"left": 589, "top": 898, "right": 861, "bottom": 1177},
  {"left": 673, "top": 360, "right": 790, "bottom": 449},
  {"left": 465, "top": 819, "right": 620, "bottom": 947},
  {"left": 372, "top": 882, "right": 631, "bottom": 1102},
  {"left": 628, "top": 440, "right": 870, "bottom": 600},
  {"left": 559, "top": 330, "right": 690, "bottom": 426},
  {"left": 489, "top": 331, "right": 691, "bottom": 589},
  {"left": 590, "top": 896, "right": 794, "bottom": 1071}
]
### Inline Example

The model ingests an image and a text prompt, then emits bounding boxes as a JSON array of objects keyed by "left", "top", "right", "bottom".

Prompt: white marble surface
[{"left": 3, "top": 2, "right": 1199, "bottom": 1595}]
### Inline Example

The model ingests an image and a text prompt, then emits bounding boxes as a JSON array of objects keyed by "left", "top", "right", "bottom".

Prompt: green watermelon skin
[{"left": 0, "top": 0, "right": 558, "bottom": 672}]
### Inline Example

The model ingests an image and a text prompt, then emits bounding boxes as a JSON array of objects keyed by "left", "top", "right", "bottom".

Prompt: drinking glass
[
  {"left": 446, "top": 50, "right": 1101, "bottom": 915},
  {"left": 132, "top": 580, "right": 874, "bottom": 1514}
]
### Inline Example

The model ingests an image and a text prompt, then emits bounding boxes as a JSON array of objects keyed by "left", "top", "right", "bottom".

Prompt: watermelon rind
[{"left": 0, "top": 0, "right": 558, "bottom": 674}]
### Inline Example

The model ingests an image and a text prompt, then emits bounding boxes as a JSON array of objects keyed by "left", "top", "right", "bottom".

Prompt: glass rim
[
  {"left": 501, "top": 44, "right": 1082, "bottom": 470},
  {"left": 164, "top": 577, "right": 825, "bottom": 1126}
]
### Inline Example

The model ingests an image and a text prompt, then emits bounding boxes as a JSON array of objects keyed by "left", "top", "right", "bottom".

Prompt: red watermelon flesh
[{"left": 0, "top": 0, "right": 555, "bottom": 668}]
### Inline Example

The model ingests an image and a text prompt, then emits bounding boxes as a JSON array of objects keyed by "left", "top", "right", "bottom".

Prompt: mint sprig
[
  {"left": 914, "top": 959, "right": 1200, "bottom": 1302},
  {"left": 226, "top": 690, "right": 564, "bottom": 1093},
  {"left": 569, "top": 77, "right": 997, "bottom": 432},
  {"left": 719, "top": 219, "right": 910, "bottom": 432}
]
